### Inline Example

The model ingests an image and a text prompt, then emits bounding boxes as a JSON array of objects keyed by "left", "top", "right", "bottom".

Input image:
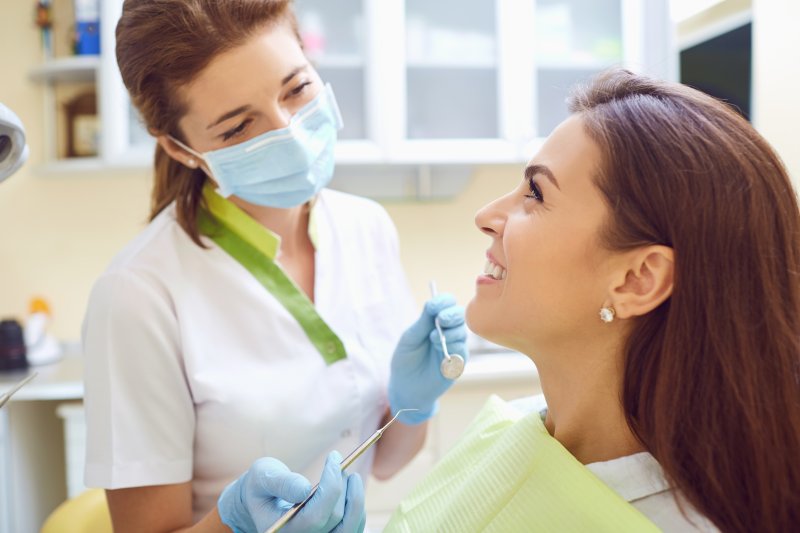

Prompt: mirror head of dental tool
[{"left": 429, "top": 280, "right": 465, "bottom": 379}]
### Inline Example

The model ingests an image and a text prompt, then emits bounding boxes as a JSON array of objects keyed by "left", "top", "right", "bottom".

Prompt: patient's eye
[{"left": 525, "top": 178, "right": 543, "bottom": 202}]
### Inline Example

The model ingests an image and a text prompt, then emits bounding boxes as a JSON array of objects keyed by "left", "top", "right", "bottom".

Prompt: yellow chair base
[{"left": 41, "top": 489, "right": 112, "bottom": 533}]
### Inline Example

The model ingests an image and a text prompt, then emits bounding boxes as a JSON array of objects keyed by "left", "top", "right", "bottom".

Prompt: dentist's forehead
[{"left": 179, "top": 24, "right": 308, "bottom": 125}]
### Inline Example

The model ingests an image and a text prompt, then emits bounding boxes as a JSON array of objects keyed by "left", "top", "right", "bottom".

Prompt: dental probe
[
  {"left": 429, "top": 281, "right": 466, "bottom": 380},
  {"left": 0, "top": 372, "right": 38, "bottom": 408},
  {"left": 265, "top": 408, "right": 418, "bottom": 533}
]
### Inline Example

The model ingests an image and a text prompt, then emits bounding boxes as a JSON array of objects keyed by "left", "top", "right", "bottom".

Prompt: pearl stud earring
[
  {"left": 599, "top": 306, "right": 616, "bottom": 323},
  {"left": 187, "top": 158, "right": 197, "bottom": 168}
]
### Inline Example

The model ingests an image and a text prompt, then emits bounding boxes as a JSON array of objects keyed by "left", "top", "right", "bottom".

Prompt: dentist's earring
[
  {"left": 186, "top": 158, "right": 197, "bottom": 168},
  {"left": 599, "top": 306, "right": 616, "bottom": 323}
]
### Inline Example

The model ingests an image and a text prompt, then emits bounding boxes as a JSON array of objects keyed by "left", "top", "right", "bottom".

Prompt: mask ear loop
[{"left": 168, "top": 134, "right": 211, "bottom": 174}]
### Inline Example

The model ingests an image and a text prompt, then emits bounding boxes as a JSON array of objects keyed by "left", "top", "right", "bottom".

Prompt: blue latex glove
[
  {"left": 388, "top": 294, "right": 468, "bottom": 425},
  {"left": 217, "top": 451, "right": 366, "bottom": 533}
]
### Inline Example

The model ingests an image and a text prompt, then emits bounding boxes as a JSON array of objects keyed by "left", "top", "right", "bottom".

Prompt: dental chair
[{"left": 40, "top": 488, "right": 112, "bottom": 533}]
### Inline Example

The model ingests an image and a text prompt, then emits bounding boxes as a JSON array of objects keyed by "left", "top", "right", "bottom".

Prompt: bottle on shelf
[{"left": 24, "top": 297, "right": 63, "bottom": 366}]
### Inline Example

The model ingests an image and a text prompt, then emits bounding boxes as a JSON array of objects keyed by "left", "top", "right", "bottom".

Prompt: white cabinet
[
  {"left": 27, "top": 0, "right": 154, "bottom": 172},
  {"left": 30, "top": 0, "right": 672, "bottom": 173}
]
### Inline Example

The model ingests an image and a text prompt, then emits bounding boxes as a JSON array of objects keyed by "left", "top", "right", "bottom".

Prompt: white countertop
[
  {"left": 457, "top": 350, "right": 538, "bottom": 385},
  {"left": 0, "top": 348, "right": 83, "bottom": 401},
  {"left": 0, "top": 346, "right": 536, "bottom": 402}
]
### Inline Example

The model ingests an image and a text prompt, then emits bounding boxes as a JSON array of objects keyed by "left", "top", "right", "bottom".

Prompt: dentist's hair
[
  {"left": 115, "top": 0, "right": 301, "bottom": 245},
  {"left": 569, "top": 69, "right": 800, "bottom": 533}
]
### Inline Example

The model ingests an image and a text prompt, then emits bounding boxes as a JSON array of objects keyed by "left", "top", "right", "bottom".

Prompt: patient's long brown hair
[
  {"left": 569, "top": 69, "right": 800, "bottom": 532},
  {"left": 115, "top": 0, "right": 300, "bottom": 245}
]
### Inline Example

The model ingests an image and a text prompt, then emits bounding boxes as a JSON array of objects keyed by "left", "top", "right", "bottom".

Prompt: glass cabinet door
[
  {"left": 295, "top": 0, "right": 366, "bottom": 140},
  {"left": 405, "top": 0, "right": 499, "bottom": 139},
  {"left": 533, "top": 0, "right": 623, "bottom": 136},
  {"left": 128, "top": 100, "right": 153, "bottom": 153}
]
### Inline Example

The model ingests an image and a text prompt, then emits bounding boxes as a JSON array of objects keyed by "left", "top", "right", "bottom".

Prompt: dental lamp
[{"left": 0, "top": 103, "right": 29, "bottom": 183}]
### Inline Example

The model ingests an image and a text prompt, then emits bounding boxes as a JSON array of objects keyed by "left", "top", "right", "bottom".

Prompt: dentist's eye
[
  {"left": 525, "top": 178, "right": 543, "bottom": 202},
  {"left": 221, "top": 118, "right": 252, "bottom": 141},
  {"left": 290, "top": 81, "right": 312, "bottom": 97}
]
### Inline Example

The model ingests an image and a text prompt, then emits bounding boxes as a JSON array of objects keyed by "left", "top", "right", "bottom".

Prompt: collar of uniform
[
  {"left": 202, "top": 183, "right": 280, "bottom": 260},
  {"left": 307, "top": 195, "right": 320, "bottom": 250},
  {"left": 585, "top": 451, "right": 672, "bottom": 503}
]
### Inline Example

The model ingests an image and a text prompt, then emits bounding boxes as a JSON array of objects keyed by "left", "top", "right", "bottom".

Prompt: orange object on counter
[{"left": 29, "top": 297, "right": 51, "bottom": 315}]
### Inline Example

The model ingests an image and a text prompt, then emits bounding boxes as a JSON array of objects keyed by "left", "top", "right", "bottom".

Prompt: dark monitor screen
[{"left": 680, "top": 22, "right": 752, "bottom": 121}]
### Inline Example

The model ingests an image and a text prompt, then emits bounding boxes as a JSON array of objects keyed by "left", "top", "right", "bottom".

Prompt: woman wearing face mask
[
  {"left": 382, "top": 70, "right": 800, "bottom": 532},
  {"left": 81, "top": 1, "right": 467, "bottom": 532}
]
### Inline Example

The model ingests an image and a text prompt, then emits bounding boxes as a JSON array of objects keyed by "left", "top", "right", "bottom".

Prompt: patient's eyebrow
[{"left": 525, "top": 163, "right": 560, "bottom": 190}]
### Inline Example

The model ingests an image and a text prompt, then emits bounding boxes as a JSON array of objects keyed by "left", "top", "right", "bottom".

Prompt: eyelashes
[
  {"left": 290, "top": 81, "right": 312, "bottom": 96},
  {"left": 222, "top": 118, "right": 253, "bottom": 141},
  {"left": 524, "top": 178, "right": 543, "bottom": 202},
  {"left": 219, "top": 81, "right": 315, "bottom": 141}
]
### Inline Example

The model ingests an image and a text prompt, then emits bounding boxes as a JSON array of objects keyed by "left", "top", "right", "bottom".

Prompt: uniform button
[{"left": 341, "top": 429, "right": 351, "bottom": 438}]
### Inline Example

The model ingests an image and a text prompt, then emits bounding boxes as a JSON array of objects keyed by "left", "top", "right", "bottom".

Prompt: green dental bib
[{"left": 384, "top": 395, "right": 660, "bottom": 532}]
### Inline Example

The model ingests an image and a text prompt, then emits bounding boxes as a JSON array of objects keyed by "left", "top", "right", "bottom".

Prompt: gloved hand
[
  {"left": 388, "top": 294, "right": 468, "bottom": 425},
  {"left": 217, "top": 451, "right": 366, "bottom": 533}
]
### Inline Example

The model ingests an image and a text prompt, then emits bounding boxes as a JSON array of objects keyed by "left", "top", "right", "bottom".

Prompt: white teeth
[
  {"left": 492, "top": 264, "right": 503, "bottom": 279},
  {"left": 483, "top": 258, "right": 507, "bottom": 280}
]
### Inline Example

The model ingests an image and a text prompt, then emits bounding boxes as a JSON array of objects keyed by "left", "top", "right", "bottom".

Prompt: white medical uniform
[{"left": 83, "top": 188, "right": 416, "bottom": 521}]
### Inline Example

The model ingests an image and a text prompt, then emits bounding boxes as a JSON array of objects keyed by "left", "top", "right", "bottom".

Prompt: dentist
[{"left": 81, "top": 1, "right": 467, "bottom": 532}]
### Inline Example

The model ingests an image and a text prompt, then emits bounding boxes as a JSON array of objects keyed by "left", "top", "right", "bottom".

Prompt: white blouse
[{"left": 82, "top": 188, "right": 416, "bottom": 521}]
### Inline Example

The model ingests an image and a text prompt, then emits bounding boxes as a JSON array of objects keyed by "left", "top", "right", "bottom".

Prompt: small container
[
  {"left": 73, "top": 0, "right": 101, "bottom": 55},
  {"left": 0, "top": 319, "right": 28, "bottom": 371}
]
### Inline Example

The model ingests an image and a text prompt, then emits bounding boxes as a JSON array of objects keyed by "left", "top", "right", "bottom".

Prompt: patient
[{"left": 384, "top": 69, "right": 800, "bottom": 533}]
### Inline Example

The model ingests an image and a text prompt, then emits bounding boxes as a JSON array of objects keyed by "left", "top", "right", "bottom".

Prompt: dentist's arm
[
  {"left": 372, "top": 295, "right": 468, "bottom": 479},
  {"left": 106, "top": 482, "right": 225, "bottom": 533},
  {"left": 106, "top": 452, "right": 365, "bottom": 533}
]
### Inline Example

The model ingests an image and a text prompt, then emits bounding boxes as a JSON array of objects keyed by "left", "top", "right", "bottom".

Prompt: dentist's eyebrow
[
  {"left": 281, "top": 64, "right": 308, "bottom": 86},
  {"left": 206, "top": 65, "right": 309, "bottom": 130},
  {"left": 207, "top": 105, "right": 252, "bottom": 130},
  {"left": 525, "top": 163, "right": 560, "bottom": 191}
]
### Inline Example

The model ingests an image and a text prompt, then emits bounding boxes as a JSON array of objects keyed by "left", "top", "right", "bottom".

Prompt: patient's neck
[{"left": 534, "top": 342, "right": 645, "bottom": 465}]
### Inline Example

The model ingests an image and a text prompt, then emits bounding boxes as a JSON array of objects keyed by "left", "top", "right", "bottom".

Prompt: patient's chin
[{"left": 465, "top": 300, "right": 500, "bottom": 344}]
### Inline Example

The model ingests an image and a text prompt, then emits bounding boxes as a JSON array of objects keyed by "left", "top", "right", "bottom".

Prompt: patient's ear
[{"left": 609, "top": 245, "right": 674, "bottom": 319}]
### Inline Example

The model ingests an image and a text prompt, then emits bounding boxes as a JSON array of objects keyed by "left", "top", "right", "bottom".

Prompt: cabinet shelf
[
  {"left": 36, "top": 157, "right": 104, "bottom": 174},
  {"left": 29, "top": 55, "right": 100, "bottom": 83},
  {"left": 536, "top": 58, "right": 620, "bottom": 71},
  {"left": 313, "top": 54, "right": 364, "bottom": 68},
  {"left": 407, "top": 59, "right": 496, "bottom": 69}
]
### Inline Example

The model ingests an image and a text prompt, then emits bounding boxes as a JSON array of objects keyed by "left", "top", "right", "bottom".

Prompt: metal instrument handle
[{"left": 264, "top": 408, "right": 416, "bottom": 533}]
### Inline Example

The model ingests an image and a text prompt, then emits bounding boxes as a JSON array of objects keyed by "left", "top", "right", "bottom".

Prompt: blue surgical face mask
[{"left": 171, "top": 83, "right": 343, "bottom": 208}]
